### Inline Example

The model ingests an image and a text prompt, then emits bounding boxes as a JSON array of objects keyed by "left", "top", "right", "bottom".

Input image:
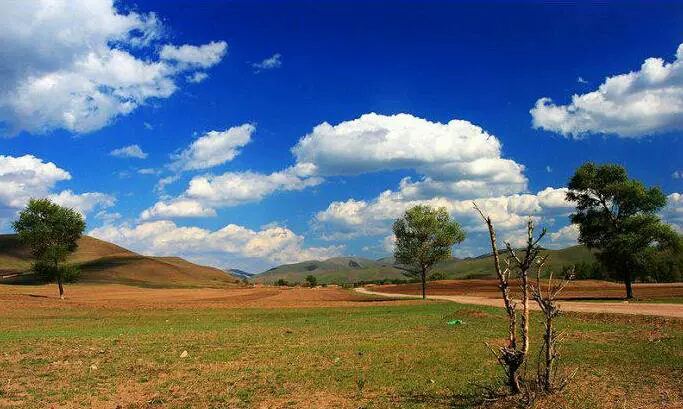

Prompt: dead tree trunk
[{"left": 530, "top": 260, "right": 574, "bottom": 392}]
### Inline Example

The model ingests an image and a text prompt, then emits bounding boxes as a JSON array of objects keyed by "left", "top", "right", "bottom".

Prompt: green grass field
[{"left": 0, "top": 291, "right": 680, "bottom": 408}]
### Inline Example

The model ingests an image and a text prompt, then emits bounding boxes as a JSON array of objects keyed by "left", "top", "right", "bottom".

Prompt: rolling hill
[
  {"left": 251, "top": 245, "right": 596, "bottom": 284},
  {"left": 0, "top": 234, "right": 241, "bottom": 288}
]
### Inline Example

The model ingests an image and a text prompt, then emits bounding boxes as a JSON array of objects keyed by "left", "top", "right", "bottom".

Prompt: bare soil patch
[
  {"left": 0, "top": 284, "right": 417, "bottom": 311},
  {"left": 374, "top": 279, "right": 683, "bottom": 300}
]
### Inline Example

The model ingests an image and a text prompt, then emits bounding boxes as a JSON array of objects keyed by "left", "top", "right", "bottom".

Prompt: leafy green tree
[
  {"left": 305, "top": 274, "right": 317, "bottom": 288},
  {"left": 567, "top": 163, "right": 681, "bottom": 298},
  {"left": 393, "top": 205, "right": 465, "bottom": 299},
  {"left": 12, "top": 198, "right": 86, "bottom": 299}
]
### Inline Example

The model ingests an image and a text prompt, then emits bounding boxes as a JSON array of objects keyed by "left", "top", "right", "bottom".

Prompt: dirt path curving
[{"left": 355, "top": 287, "right": 683, "bottom": 318}]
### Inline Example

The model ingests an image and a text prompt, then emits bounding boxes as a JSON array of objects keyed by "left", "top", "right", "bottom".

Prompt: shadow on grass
[{"left": 392, "top": 384, "right": 508, "bottom": 409}]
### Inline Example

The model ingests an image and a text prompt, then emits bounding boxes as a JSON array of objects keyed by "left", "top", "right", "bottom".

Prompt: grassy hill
[
  {"left": 251, "top": 245, "right": 596, "bottom": 284},
  {"left": 0, "top": 234, "right": 240, "bottom": 288}
]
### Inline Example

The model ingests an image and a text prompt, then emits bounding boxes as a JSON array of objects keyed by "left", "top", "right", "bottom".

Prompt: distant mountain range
[
  {"left": 227, "top": 268, "right": 253, "bottom": 280},
  {"left": 251, "top": 245, "right": 596, "bottom": 284},
  {"left": 0, "top": 234, "right": 242, "bottom": 288}
]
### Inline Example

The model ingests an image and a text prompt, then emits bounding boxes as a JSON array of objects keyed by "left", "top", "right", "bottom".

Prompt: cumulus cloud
[
  {"left": 0, "top": 154, "right": 113, "bottom": 224},
  {"left": 663, "top": 193, "right": 683, "bottom": 233},
  {"left": 252, "top": 53, "right": 282, "bottom": 73},
  {"left": 142, "top": 166, "right": 323, "bottom": 218},
  {"left": 314, "top": 187, "right": 573, "bottom": 241},
  {"left": 170, "top": 124, "right": 255, "bottom": 171},
  {"left": 140, "top": 199, "right": 216, "bottom": 220},
  {"left": 49, "top": 190, "right": 115, "bottom": 218},
  {"left": 110, "top": 144, "right": 148, "bottom": 159},
  {"left": 548, "top": 224, "right": 580, "bottom": 249},
  {"left": 292, "top": 113, "right": 527, "bottom": 198},
  {"left": 531, "top": 42, "right": 683, "bottom": 138},
  {"left": 0, "top": 0, "right": 227, "bottom": 135},
  {"left": 89, "top": 220, "right": 343, "bottom": 271}
]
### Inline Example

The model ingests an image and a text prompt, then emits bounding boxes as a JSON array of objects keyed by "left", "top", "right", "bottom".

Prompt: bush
[{"left": 275, "top": 279, "right": 289, "bottom": 287}]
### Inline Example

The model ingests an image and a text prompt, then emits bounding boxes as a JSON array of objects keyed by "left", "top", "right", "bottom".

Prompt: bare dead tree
[
  {"left": 474, "top": 203, "right": 546, "bottom": 394},
  {"left": 529, "top": 259, "right": 575, "bottom": 393}
]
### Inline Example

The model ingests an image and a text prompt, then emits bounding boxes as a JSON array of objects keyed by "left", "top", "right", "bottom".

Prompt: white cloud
[
  {"left": 140, "top": 199, "right": 216, "bottom": 220},
  {"left": 186, "top": 72, "right": 209, "bottom": 83},
  {"left": 138, "top": 168, "right": 160, "bottom": 175},
  {"left": 110, "top": 144, "right": 148, "bottom": 159},
  {"left": 160, "top": 41, "right": 228, "bottom": 68},
  {"left": 314, "top": 187, "right": 573, "bottom": 241},
  {"left": 0, "top": 1, "right": 227, "bottom": 135},
  {"left": 95, "top": 210, "right": 122, "bottom": 225},
  {"left": 89, "top": 220, "right": 343, "bottom": 271},
  {"left": 292, "top": 113, "right": 527, "bottom": 199},
  {"left": 0, "top": 154, "right": 112, "bottom": 223},
  {"left": 252, "top": 53, "right": 282, "bottom": 73},
  {"left": 142, "top": 166, "right": 323, "bottom": 218},
  {"left": 531, "top": 42, "right": 683, "bottom": 138},
  {"left": 170, "top": 124, "right": 255, "bottom": 171},
  {"left": 49, "top": 190, "right": 115, "bottom": 218},
  {"left": 673, "top": 171, "right": 682, "bottom": 179},
  {"left": 548, "top": 224, "right": 580, "bottom": 249},
  {"left": 143, "top": 122, "right": 154, "bottom": 130},
  {"left": 663, "top": 193, "right": 683, "bottom": 234}
]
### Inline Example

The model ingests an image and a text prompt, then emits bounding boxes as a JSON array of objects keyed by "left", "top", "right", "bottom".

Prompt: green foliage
[
  {"left": 567, "top": 163, "right": 682, "bottom": 296},
  {"left": 33, "top": 261, "right": 80, "bottom": 283},
  {"left": 12, "top": 198, "right": 86, "bottom": 267},
  {"left": 12, "top": 198, "right": 85, "bottom": 297},
  {"left": 393, "top": 205, "right": 465, "bottom": 273},
  {"left": 276, "top": 279, "right": 289, "bottom": 286},
  {"left": 564, "top": 260, "right": 607, "bottom": 281},
  {"left": 305, "top": 275, "right": 317, "bottom": 287},
  {"left": 393, "top": 205, "right": 465, "bottom": 298},
  {"left": 428, "top": 271, "right": 446, "bottom": 281}
]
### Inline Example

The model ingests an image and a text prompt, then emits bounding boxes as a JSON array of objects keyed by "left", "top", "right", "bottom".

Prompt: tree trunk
[
  {"left": 543, "top": 318, "right": 553, "bottom": 392},
  {"left": 421, "top": 268, "right": 426, "bottom": 300},
  {"left": 55, "top": 260, "right": 64, "bottom": 300},
  {"left": 57, "top": 277, "right": 64, "bottom": 300},
  {"left": 624, "top": 265, "right": 633, "bottom": 299}
]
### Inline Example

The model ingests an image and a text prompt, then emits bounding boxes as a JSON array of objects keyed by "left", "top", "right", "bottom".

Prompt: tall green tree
[
  {"left": 12, "top": 198, "right": 86, "bottom": 299},
  {"left": 393, "top": 205, "right": 465, "bottom": 299},
  {"left": 567, "top": 163, "right": 681, "bottom": 298}
]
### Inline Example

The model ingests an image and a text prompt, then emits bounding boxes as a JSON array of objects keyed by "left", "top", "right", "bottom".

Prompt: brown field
[
  {"left": 0, "top": 284, "right": 417, "bottom": 311},
  {"left": 372, "top": 279, "right": 683, "bottom": 300}
]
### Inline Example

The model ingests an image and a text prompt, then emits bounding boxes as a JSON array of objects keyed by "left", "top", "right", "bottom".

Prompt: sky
[{"left": 1, "top": 1, "right": 682, "bottom": 273}]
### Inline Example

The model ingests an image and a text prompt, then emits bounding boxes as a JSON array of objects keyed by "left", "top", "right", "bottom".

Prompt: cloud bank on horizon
[{"left": 1, "top": 1, "right": 681, "bottom": 272}]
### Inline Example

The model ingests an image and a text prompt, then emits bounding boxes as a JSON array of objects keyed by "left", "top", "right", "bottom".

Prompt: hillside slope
[
  {"left": 0, "top": 234, "right": 240, "bottom": 288},
  {"left": 252, "top": 246, "right": 596, "bottom": 284}
]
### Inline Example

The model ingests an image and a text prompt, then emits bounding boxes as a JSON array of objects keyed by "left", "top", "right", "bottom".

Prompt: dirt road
[{"left": 355, "top": 287, "right": 683, "bottom": 318}]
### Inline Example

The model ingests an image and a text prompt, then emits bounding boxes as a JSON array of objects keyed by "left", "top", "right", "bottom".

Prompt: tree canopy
[
  {"left": 393, "top": 205, "right": 465, "bottom": 299},
  {"left": 13, "top": 198, "right": 86, "bottom": 299},
  {"left": 567, "top": 163, "right": 681, "bottom": 298}
]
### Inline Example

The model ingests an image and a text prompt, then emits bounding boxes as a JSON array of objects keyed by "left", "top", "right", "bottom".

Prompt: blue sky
[{"left": 1, "top": 1, "right": 682, "bottom": 272}]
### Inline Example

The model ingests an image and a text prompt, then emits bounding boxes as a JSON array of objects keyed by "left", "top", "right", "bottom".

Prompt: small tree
[
  {"left": 13, "top": 198, "right": 86, "bottom": 299},
  {"left": 305, "top": 274, "right": 317, "bottom": 288},
  {"left": 567, "top": 163, "right": 682, "bottom": 298},
  {"left": 393, "top": 205, "right": 465, "bottom": 299}
]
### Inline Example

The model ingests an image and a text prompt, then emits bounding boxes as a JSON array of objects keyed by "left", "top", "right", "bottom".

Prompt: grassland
[{"left": 0, "top": 285, "right": 680, "bottom": 408}]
